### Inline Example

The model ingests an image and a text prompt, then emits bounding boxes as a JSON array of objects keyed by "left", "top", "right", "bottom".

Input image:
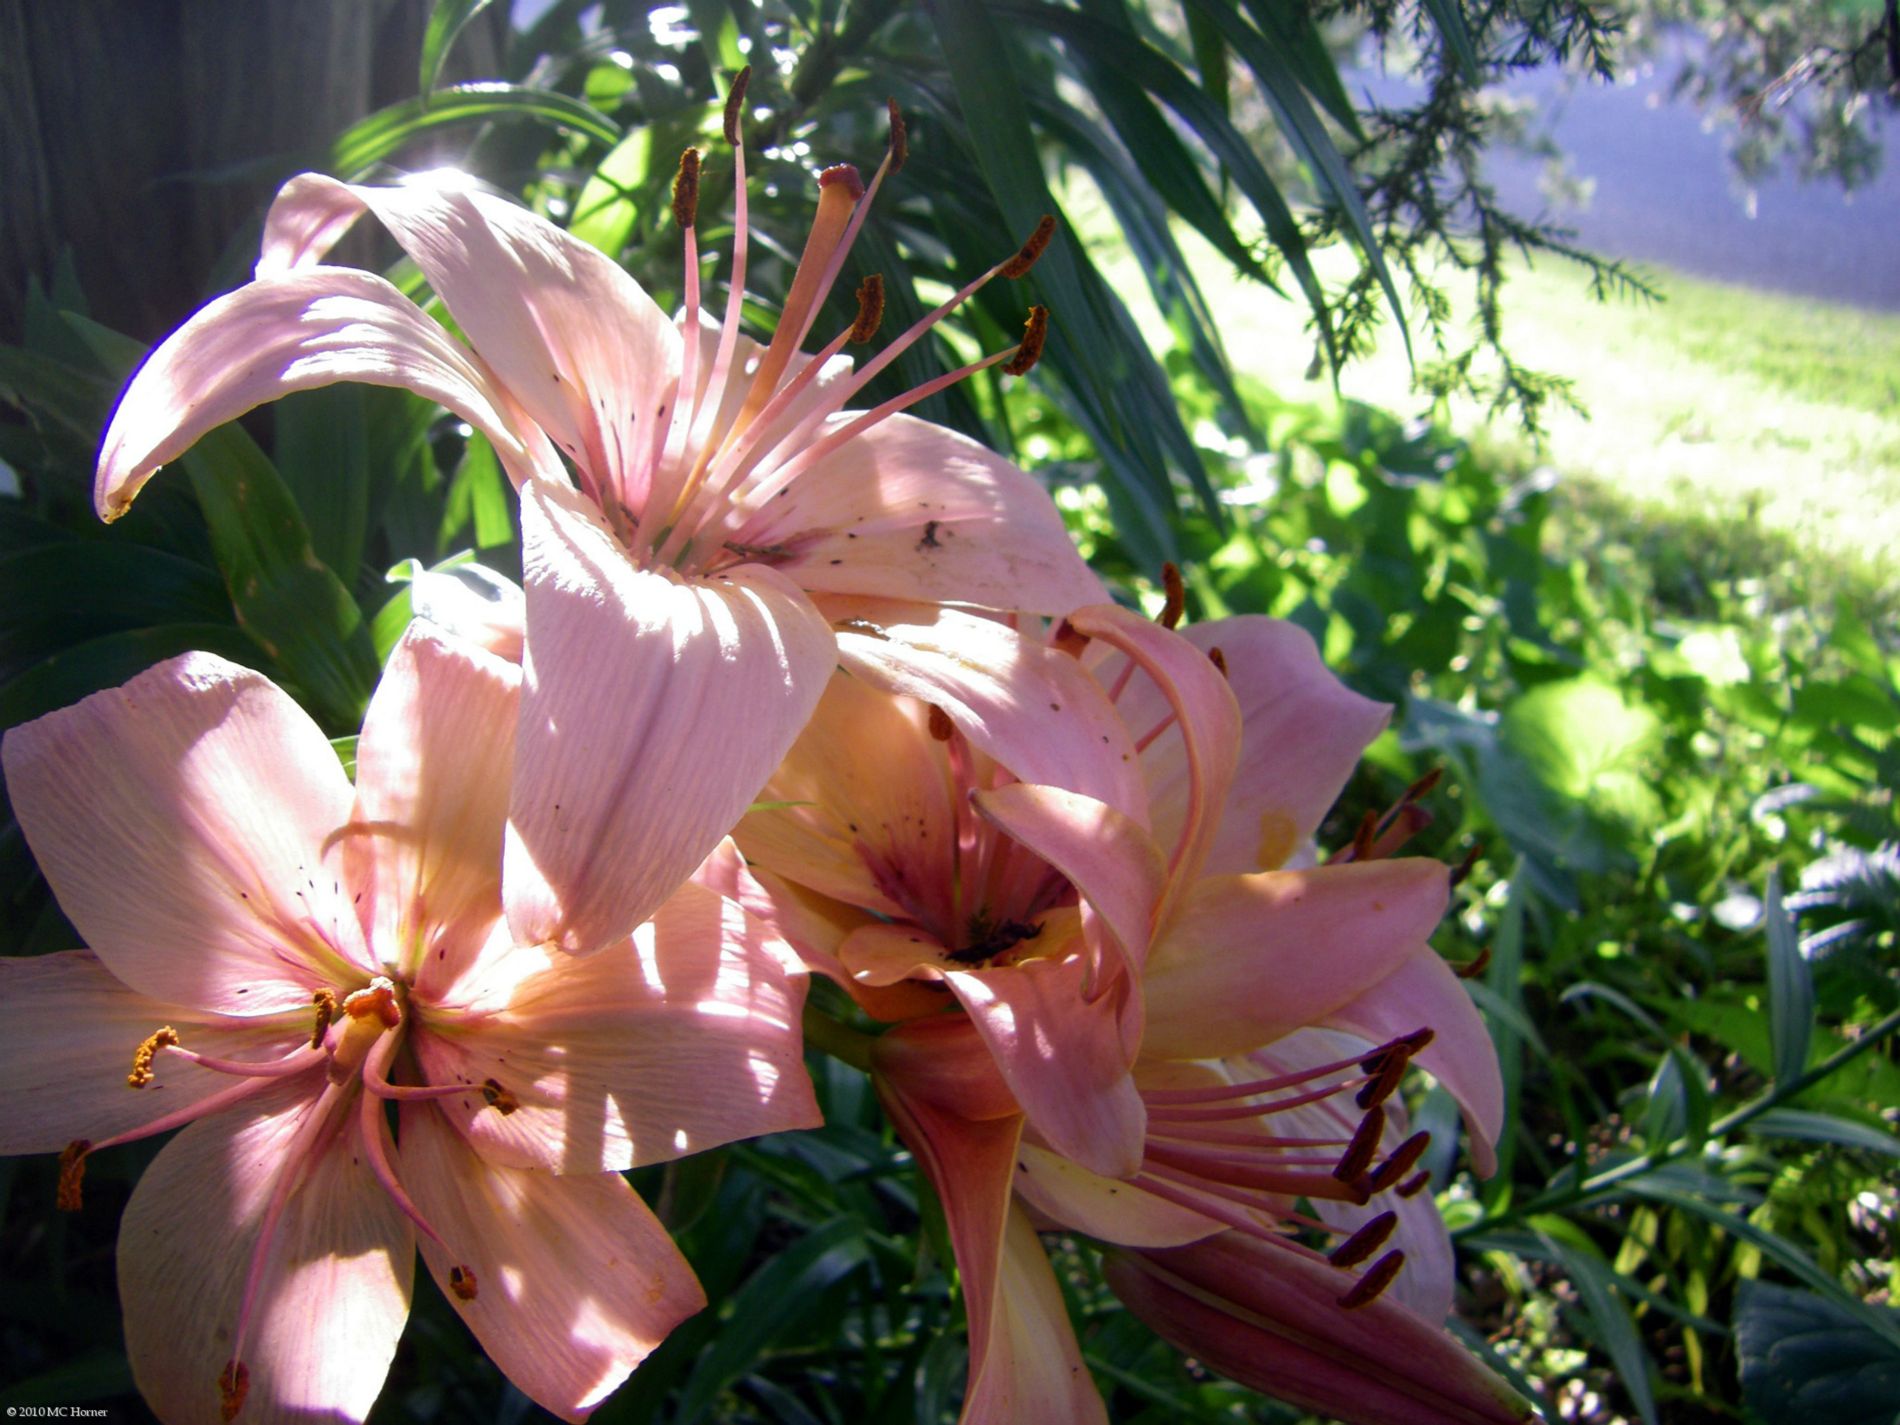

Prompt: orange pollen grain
[
  {"left": 850, "top": 274, "right": 885, "bottom": 344},
  {"left": 128, "top": 1026, "right": 180, "bottom": 1088},
  {"left": 1001, "top": 214, "right": 1057, "bottom": 278},
  {"left": 343, "top": 979, "right": 400, "bottom": 1028},
  {"left": 723, "top": 65, "right": 751, "bottom": 145},
  {"left": 1001, "top": 305, "right": 1048, "bottom": 377},
  {"left": 218, "top": 1359, "right": 250, "bottom": 1422},
  {"left": 1158, "top": 561, "right": 1185, "bottom": 629},
  {"left": 886, "top": 97, "right": 908, "bottom": 171},
  {"left": 309, "top": 988, "right": 339, "bottom": 1048},
  {"left": 481, "top": 1079, "right": 520, "bottom": 1115},
  {"left": 673, "top": 147, "right": 701, "bottom": 228}
]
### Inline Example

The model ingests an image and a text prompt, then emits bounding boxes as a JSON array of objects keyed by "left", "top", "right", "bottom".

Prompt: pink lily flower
[
  {"left": 0, "top": 624, "right": 817, "bottom": 1424},
  {"left": 92, "top": 76, "right": 1103, "bottom": 959},
  {"left": 797, "top": 608, "right": 1507, "bottom": 1422}
]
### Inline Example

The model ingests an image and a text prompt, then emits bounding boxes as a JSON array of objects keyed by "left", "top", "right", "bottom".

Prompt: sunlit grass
[{"left": 1083, "top": 201, "right": 1900, "bottom": 582}]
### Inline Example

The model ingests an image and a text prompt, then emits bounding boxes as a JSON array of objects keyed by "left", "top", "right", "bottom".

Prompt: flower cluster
[{"left": 1, "top": 75, "right": 1529, "bottom": 1425}]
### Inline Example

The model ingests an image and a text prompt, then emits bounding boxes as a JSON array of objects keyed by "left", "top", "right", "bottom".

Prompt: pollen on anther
[
  {"left": 481, "top": 1078, "right": 520, "bottom": 1115},
  {"left": 850, "top": 274, "right": 885, "bottom": 343},
  {"left": 56, "top": 1139, "right": 91, "bottom": 1211},
  {"left": 1001, "top": 215, "right": 1057, "bottom": 278},
  {"left": 672, "top": 147, "right": 701, "bottom": 229},
  {"left": 1367, "top": 1130, "right": 1432, "bottom": 1193},
  {"left": 723, "top": 65, "right": 751, "bottom": 145},
  {"left": 450, "top": 1264, "right": 480, "bottom": 1301},
  {"left": 1337, "top": 1249, "right": 1406, "bottom": 1310},
  {"left": 128, "top": 1026, "right": 180, "bottom": 1088},
  {"left": 310, "top": 988, "right": 339, "bottom": 1049},
  {"left": 1158, "top": 562, "right": 1185, "bottom": 630},
  {"left": 1002, "top": 305, "right": 1048, "bottom": 377},
  {"left": 1208, "top": 645, "right": 1229, "bottom": 677},
  {"left": 1333, "top": 1109, "right": 1383, "bottom": 1183},
  {"left": 218, "top": 1359, "right": 250, "bottom": 1421},
  {"left": 887, "top": 97, "right": 908, "bottom": 172},
  {"left": 1329, "top": 1210, "right": 1398, "bottom": 1268},
  {"left": 928, "top": 705, "right": 955, "bottom": 742}
]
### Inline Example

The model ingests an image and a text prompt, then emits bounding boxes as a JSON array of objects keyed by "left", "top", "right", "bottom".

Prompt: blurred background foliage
[{"left": 1, "top": 1, "right": 1895, "bottom": 1422}]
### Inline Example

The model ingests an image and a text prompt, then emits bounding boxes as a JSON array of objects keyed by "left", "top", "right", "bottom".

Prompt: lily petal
[
  {"left": 258, "top": 173, "right": 679, "bottom": 502},
  {"left": 414, "top": 879, "right": 817, "bottom": 1173},
  {"left": 2, "top": 651, "right": 371, "bottom": 1013},
  {"left": 1142, "top": 860, "right": 1450, "bottom": 1061},
  {"left": 505, "top": 479, "right": 835, "bottom": 955},
  {"left": 829, "top": 600, "right": 1146, "bottom": 820},
  {"left": 1121, "top": 617, "right": 1391, "bottom": 874},
  {"left": 345, "top": 625, "right": 521, "bottom": 985},
  {"left": 1014, "top": 1141, "right": 1224, "bottom": 1248},
  {"left": 94, "top": 266, "right": 556, "bottom": 520},
  {"left": 961, "top": 1208, "right": 1109, "bottom": 1425},
  {"left": 0, "top": 951, "right": 309, "bottom": 1155},
  {"left": 1320, "top": 946, "right": 1505, "bottom": 1177},
  {"left": 400, "top": 1106, "right": 705, "bottom": 1423},
  {"left": 119, "top": 1081, "right": 413, "bottom": 1425},
  {"left": 736, "top": 412, "right": 1106, "bottom": 615}
]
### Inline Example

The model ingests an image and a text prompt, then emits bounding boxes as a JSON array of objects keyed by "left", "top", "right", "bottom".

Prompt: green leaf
[
  {"left": 1765, "top": 868, "right": 1816, "bottom": 1088},
  {"left": 420, "top": 0, "right": 495, "bottom": 97},
  {"left": 672, "top": 1218, "right": 872, "bottom": 1424},
  {"left": 1528, "top": 1216, "right": 1660, "bottom": 1425},
  {"left": 0, "top": 625, "right": 264, "bottom": 730},
  {"left": 330, "top": 84, "right": 621, "bottom": 178},
  {"left": 274, "top": 388, "right": 371, "bottom": 591},
  {"left": 1735, "top": 1282, "right": 1900, "bottom": 1425},
  {"left": 1500, "top": 677, "right": 1664, "bottom": 830},
  {"left": 1419, "top": 0, "right": 1484, "bottom": 85},
  {"left": 571, "top": 126, "right": 657, "bottom": 257},
  {"left": 1748, "top": 1107, "right": 1900, "bottom": 1161},
  {"left": 180, "top": 426, "right": 379, "bottom": 728}
]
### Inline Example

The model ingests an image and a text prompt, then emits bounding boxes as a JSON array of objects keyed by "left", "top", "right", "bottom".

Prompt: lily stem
[
  {"left": 803, "top": 1002, "right": 876, "bottom": 1072},
  {"left": 1461, "top": 1004, "right": 1900, "bottom": 1235}
]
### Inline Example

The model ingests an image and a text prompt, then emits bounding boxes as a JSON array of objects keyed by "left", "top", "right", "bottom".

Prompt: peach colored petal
[
  {"left": 343, "top": 625, "right": 520, "bottom": 984},
  {"left": 399, "top": 1106, "right": 706, "bottom": 1422},
  {"left": 2, "top": 651, "right": 372, "bottom": 1013},
  {"left": 1142, "top": 860, "right": 1450, "bottom": 1061},
  {"left": 414, "top": 879, "right": 817, "bottom": 1173},
  {"left": 960, "top": 1207, "right": 1109, "bottom": 1425},
  {"left": 119, "top": 1081, "right": 413, "bottom": 1425},
  {"left": 505, "top": 479, "right": 835, "bottom": 956},
  {"left": 1014, "top": 1141, "right": 1223, "bottom": 1248}
]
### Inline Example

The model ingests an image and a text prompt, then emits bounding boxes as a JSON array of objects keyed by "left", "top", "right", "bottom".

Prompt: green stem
[
  {"left": 803, "top": 1001, "right": 876, "bottom": 1072},
  {"left": 1461, "top": 1004, "right": 1900, "bottom": 1235}
]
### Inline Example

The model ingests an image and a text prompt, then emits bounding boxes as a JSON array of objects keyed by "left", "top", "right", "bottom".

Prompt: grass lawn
[{"left": 1087, "top": 211, "right": 1900, "bottom": 583}]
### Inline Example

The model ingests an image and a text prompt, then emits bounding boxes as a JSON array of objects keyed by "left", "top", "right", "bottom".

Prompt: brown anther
[
  {"left": 1402, "top": 1027, "right": 1436, "bottom": 1054},
  {"left": 1350, "top": 809, "right": 1378, "bottom": 862},
  {"left": 1337, "top": 1249, "right": 1406, "bottom": 1310},
  {"left": 1356, "top": 1050, "right": 1411, "bottom": 1111},
  {"left": 481, "top": 1078, "right": 520, "bottom": 1115},
  {"left": 1158, "top": 562, "right": 1185, "bottom": 629},
  {"left": 1454, "top": 945, "right": 1493, "bottom": 980},
  {"left": 343, "top": 978, "right": 401, "bottom": 1028},
  {"left": 1329, "top": 1210, "right": 1398, "bottom": 1269},
  {"left": 128, "top": 1026, "right": 180, "bottom": 1088},
  {"left": 672, "top": 147, "right": 701, "bottom": 228},
  {"left": 1397, "top": 1169, "right": 1432, "bottom": 1198},
  {"left": 1001, "top": 214, "right": 1057, "bottom": 279},
  {"left": 218, "top": 1359, "right": 250, "bottom": 1422},
  {"left": 1367, "top": 1130, "right": 1433, "bottom": 1193},
  {"left": 449, "top": 1264, "right": 479, "bottom": 1301},
  {"left": 723, "top": 66, "right": 751, "bottom": 145},
  {"left": 817, "top": 162, "right": 865, "bottom": 199},
  {"left": 1448, "top": 840, "right": 1484, "bottom": 890},
  {"left": 887, "top": 97, "right": 908, "bottom": 172},
  {"left": 56, "top": 1140, "right": 91, "bottom": 1212},
  {"left": 1001, "top": 305, "right": 1048, "bottom": 377},
  {"left": 850, "top": 274, "right": 885, "bottom": 343},
  {"left": 1401, "top": 767, "right": 1443, "bottom": 805},
  {"left": 310, "top": 988, "right": 339, "bottom": 1049},
  {"left": 1052, "top": 619, "right": 1089, "bottom": 658},
  {"left": 927, "top": 704, "right": 957, "bottom": 742},
  {"left": 1333, "top": 1110, "right": 1383, "bottom": 1183},
  {"left": 1208, "top": 646, "right": 1228, "bottom": 677}
]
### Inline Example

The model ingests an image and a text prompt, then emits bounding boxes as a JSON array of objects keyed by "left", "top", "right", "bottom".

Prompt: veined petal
[
  {"left": 0, "top": 951, "right": 309, "bottom": 1155},
  {"left": 1069, "top": 604, "right": 1241, "bottom": 904},
  {"left": 506, "top": 479, "right": 835, "bottom": 956},
  {"left": 1015, "top": 1141, "right": 1224, "bottom": 1248},
  {"left": 1320, "top": 947, "right": 1505, "bottom": 1178},
  {"left": 2, "top": 652, "right": 371, "bottom": 1013},
  {"left": 1142, "top": 860, "right": 1450, "bottom": 1062},
  {"left": 344, "top": 625, "right": 520, "bottom": 983},
  {"left": 734, "top": 412, "right": 1106, "bottom": 615},
  {"left": 258, "top": 173, "right": 679, "bottom": 504},
  {"left": 1121, "top": 617, "right": 1391, "bottom": 874},
  {"left": 95, "top": 266, "right": 556, "bottom": 520},
  {"left": 399, "top": 1107, "right": 705, "bottom": 1423},
  {"left": 961, "top": 1208, "right": 1109, "bottom": 1425},
  {"left": 735, "top": 671, "right": 958, "bottom": 924},
  {"left": 414, "top": 879, "right": 817, "bottom": 1173},
  {"left": 119, "top": 1081, "right": 414, "bottom": 1425},
  {"left": 946, "top": 952, "right": 1145, "bottom": 1179},
  {"left": 972, "top": 783, "right": 1166, "bottom": 974},
  {"left": 829, "top": 600, "right": 1147, "bottom": 820}
]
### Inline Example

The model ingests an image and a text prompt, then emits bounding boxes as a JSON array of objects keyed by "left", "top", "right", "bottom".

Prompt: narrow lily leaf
[
  {"left": 1482, "top": 868, "right": 1528, "bottom": 1193},
  {"left": 419, "top": 0, "right": 494, "bottom": 97},
  {"left": 1183, "top": 5, "right": 1229, "bottom": 114},
  {"left": 1233, "top": 0, "right": 1364, "bottom": 135},
  {"left": 1748, "top": 1107, "right": 1900, "bottom": 1161},
  {"left": 1529, "top": 1217, "right": 1660, "bottom": 1425},
  {"left": 1419, "top": 0, "right": 1485, "bottom": 85},
  {"left": 330, "top": 84, "right": 621, "bottom": 178},
  {"left": 273, "top": 387, "right": 370, "bottom": 590},
  {"left": 180, "top": 426, "right": 379, "bottom": 728},
  {"left": 1765, "top": 867, "right": 1815, "bottom": 1087},
  {"left": 0, "top": 624, "right": 263, "bottom": 730}
]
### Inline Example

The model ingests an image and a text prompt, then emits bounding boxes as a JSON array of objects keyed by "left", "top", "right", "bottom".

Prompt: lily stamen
[
  {"left": 217, "top": 1359, "right": 249, "bottom": 1422},
  {"left": 56, "top": 1139, "right": 90, "bottom": 1211},
  {"left": 1337, "top": 1249, "right": 1407, "bottom": 1309},
  {"left": 128, "top": 1026, "right": 181, "bottom": 1087},
  {"left": 1328, "top": 1210, "right": 1399, "bottom": 1268}
]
